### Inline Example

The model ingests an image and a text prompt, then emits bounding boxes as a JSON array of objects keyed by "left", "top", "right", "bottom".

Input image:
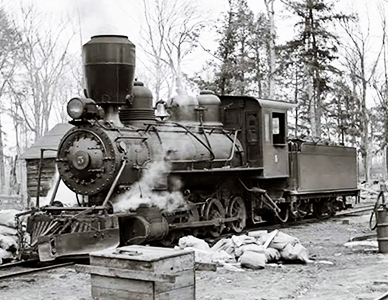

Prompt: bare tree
[
  {"left": 51, "top": 56, "right": 83, "bottom": 123},
  {"left": 340, "top": 13, "right": 385, "bottom": 183},
  {"left": 372, "top": 4, "right": 388, "bottom": 179},
  {"left": 264, "top": 0, "right": 276, "bottom": 98},
  {"left": 139, "top": 0, "right": 205, "bottom": 100},
  {"left": 8, "top": 4, "right": 74, "bottom": 142},
  {"left": 0, "top": 7, "right": 21, "bottom": 194}
]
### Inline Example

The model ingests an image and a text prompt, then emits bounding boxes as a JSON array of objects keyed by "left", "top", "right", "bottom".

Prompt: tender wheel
[
  {"left": 227, "top": 196, "right": 247, "bottom": 233},
  {"left": 313, "top": 198, "right": 335, "bottom": 219},
  {"left": 290, "top": 199, "right": 309, "bottom": 220},
  {"left": 204, "top": 198, "right": 225, "bottom": 237}
]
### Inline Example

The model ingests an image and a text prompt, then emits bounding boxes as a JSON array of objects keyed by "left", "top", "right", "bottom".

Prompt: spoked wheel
[
  {"left": 313, "top": 199, "right": 335, "bottom": 219},
  {"left": 227, "top": 196, "right": 247, "bottom": 233},
  {"left": 160, "top": 231, "right": 181, "bottom": 247},
  {"left": 204, "top": 198, "right": 225, "bottom": 237},
  {"left": 370, "top": 191, "right": 385, "bottom": 230}
]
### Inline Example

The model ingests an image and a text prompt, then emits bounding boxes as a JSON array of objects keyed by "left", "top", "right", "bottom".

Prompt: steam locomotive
[{"left": 23, "top": 35, "right": 359, "bottom": 261}]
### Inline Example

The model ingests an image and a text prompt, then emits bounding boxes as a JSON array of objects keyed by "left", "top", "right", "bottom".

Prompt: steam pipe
[{"left": 222, "top": 129, "right": 239, "bottom": 162}]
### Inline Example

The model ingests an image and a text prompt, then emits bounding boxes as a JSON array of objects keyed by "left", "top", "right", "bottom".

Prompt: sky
[
  {"left": 4, "top": 0, "right": 384, "bottom": 67},
  {"left": 26, "top": 0, "right": 382, "bottom": 43},
  {"left": 6, "top": 0, "right": 383, "bottom": 70},
  {"left": 1, "top": 0, "right": 386, "bottom": 156}
]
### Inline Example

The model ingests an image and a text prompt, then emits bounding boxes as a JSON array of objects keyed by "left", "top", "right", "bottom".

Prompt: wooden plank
[
  {"left": 155, "top": 285, "right": 195, "bottom": 300},
  {"left": 153, "top": 251, "right": 195, "bottom": 273},
  {"left": 350, "top": 233, "right": 377, "bottom": 242},
  {"left": 76, "top": 264, "right": 177, "bottom": 282},
  {"left": 90, "top": 246, "right": 195, "bottom": 273},
  {"left": 92, "top": 286, "right": 153, "bottom": 300},
  {"left": 91, "top": 274, "right": 153, "bottom": 294},
  {"left": 92, "top": 245, "right": 193, "bottom": 262},
  {"left": 26, "top": 158, "right": 56, "bottom": 197},
  {"left": 194, "top": 262, "right": 217, "bottom": 272},
  {"left": 90, "top": 255, "right": 157, "bottom": 272},
  {"left": 154, "top": 269, "right": 195, "bottom": 293},
  {"left": 373, "top": 291, "right": 388, "bottom": 300}
]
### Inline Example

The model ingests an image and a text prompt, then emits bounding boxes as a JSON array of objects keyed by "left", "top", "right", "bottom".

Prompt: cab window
[{"left": 272, "top": 112, "right": 286, "bottom": 145}]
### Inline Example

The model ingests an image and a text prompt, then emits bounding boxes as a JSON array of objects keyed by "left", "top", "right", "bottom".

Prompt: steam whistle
[{"left": 154, "top": 100, "right": 169, "bottom": 121}]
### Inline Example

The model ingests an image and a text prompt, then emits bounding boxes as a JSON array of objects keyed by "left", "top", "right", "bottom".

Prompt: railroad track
[
  {"left": 335, "top": 204, "right": 375, "bottom": 217},
  {"left": 206, "top": 204, "right": 375, "bottom": 245},
  {"left": 0, "top": 259, "right": 77, "bottom": 279}
]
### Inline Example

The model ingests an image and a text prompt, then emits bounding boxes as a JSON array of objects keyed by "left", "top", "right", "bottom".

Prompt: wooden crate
[{"left": 77, "top": 245, "right": 195, "bottom": 300}]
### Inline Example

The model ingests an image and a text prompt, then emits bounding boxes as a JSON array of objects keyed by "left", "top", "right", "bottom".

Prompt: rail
[{"left": 0, "top": 260, "right": 74, "bottom": 279}]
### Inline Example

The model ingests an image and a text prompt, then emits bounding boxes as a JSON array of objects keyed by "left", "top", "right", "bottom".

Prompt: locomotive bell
[
  {"left": 155, "top": 100, "right": 169, "bottom": 121},
  {"left": 83, "top": 35, "right": 136, "bottom": 105}
]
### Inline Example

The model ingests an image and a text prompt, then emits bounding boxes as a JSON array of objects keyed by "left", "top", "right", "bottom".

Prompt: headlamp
[
  {"left": 67, "top": 98, "right": 84, "bottom": 119},
  {"left": 67, "top": 98, "right": 100, "bottom": 120}
]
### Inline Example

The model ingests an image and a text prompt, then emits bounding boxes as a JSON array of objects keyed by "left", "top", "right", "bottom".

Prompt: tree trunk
[
  {"left": 307, "top": 74, "right": 316, "bottom": 136},
  {"left": 264, "top": 0, "right": 276, "bottom": 99},
  {"left": 0, "top": 113, "right": 4, "bottom": 194},
  {"left": 385, "top": 145, "right": 388, "bottom": 180}
]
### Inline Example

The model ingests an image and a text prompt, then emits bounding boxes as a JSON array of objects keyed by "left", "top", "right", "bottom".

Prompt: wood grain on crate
[
  {"left": 90, "top": 246, "right": 195, "bottom": 273},
  {"left": 86, "top": 245, "right": 196, "bottom": 300}
]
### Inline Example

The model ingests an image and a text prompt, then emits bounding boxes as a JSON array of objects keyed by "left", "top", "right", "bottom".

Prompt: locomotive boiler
[{"left": 23, "top": 35, "right": 359, "bottom": 261}]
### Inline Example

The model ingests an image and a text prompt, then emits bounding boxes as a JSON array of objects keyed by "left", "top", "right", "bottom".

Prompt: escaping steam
[{"left": 112, "top": 156, "right": 186, "bottom": 213}]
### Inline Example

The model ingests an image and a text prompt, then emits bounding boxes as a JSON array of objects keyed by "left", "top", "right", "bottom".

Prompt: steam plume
[{"left": 112, "top": 157, "right": 185, "bottom": 213}]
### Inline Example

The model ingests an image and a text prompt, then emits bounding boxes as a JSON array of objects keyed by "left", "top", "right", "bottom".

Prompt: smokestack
[{"left": 83, "top": 35, "right": 135, "bottom": 127}]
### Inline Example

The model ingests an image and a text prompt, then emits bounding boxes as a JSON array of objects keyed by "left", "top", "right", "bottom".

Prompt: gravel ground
[{"left": 0, "top": 199, "right": 386, "bottom": 300}]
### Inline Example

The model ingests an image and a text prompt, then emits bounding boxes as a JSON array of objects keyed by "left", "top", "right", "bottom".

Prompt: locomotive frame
[{"left": 19, "top": 35, "right": 359, "bottom": 261}]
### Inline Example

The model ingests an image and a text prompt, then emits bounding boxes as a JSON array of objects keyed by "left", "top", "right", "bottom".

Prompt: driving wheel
[
  {"left": 204, "top": 198, "right": 225, "bottom": 237},
  {"left": 227, "top": 196, "right": 247, "bottom": 233}
]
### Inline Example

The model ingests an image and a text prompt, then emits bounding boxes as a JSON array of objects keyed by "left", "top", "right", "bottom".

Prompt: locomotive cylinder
[
  {"left": 118, "top": 206, "right": 169, "bottom": 244},
  {"left": 83, "top": 35, "right": 136, "bottom": 105}
]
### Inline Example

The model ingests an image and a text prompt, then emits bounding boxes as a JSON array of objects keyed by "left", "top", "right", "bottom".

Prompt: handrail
[
  {"left": 101, "top": 158, "right": 127, "bottom": 208},
  {"left": 36, "top": 148, "right": 58, "bottom": 208}
]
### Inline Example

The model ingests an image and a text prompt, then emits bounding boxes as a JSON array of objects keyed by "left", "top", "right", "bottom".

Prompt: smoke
[{"left": 112, "top": 157, "right": 186, "bottom": 213}]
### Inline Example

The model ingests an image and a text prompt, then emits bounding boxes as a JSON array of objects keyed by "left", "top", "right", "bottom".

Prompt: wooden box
[{"left": 78, "top": 245, "right": 195, "bottom": 300}]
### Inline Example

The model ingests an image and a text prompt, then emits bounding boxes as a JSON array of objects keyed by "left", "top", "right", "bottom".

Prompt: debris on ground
[
  {"left": 0, "top": 209, "right": 24, "bottom": 264},
  {"left": 176, "top": 229, "right": 312, "bottom": 270},
  {"left": 343, "top": 240, "right": 379, "bottom": 249}
]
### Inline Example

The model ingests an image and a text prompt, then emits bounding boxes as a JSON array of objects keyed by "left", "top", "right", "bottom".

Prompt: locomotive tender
[{"left": 24, "top": 35, "right": 359, "bottom": 261}]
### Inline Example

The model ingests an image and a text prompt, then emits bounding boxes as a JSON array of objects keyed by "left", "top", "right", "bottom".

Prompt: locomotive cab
[{"left": 219, "top": 95, "right": 296, "bottom": 178}]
